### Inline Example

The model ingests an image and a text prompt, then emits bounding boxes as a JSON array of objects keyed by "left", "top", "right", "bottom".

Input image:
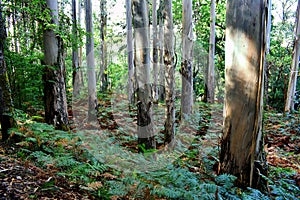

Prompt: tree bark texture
[
  {"left": 285, "top": 0, "right": 300, "bottom": 113},
  {"left": 152, "top": 0, "right": 159, "bottom": 102},
  {"left": 164, "top": 0, "right": 175, "bottom": 145},
  {"left": 181, "top": 0, "right": 194, "bottom": 117},
  {"left": 133, "top": 0, "right": 155, "bottom": 150},
  {"left": 99, "top": 0, "right": 108, "bottom": 92},
  {"left": 220, "top": 0, "right": 268, "bottom": 188},
  {"left": 85, "top": 0, "right": 98, "bottom": 121},
  {"left": 158, "top": 0, "right": 165, "bottom": 102},
  {"left": 207, "top": 0, "right": 215, "bottom": 103},
  {"left": 0, "top": 0, "right": 14, "bottom": 141},
  {"left": 72, "top": 0, "right": 81, "bottom": 97},
  {"left": 126, "top": 0, "right": 135, "bottom": 105},
  {"left": 43, "top": 0, "right": 68, "bottom": 129}
]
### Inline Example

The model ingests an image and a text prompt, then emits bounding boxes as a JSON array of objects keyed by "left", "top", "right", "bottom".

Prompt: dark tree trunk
[
  {"left": 99, "top": 0, "right": 108, "bottom": 92},
  {"left": 72, "top": 0, "right": 81, "bottom": 97},
  {"left": 0, "top": 0, "right": 15, "bottom": 141}
]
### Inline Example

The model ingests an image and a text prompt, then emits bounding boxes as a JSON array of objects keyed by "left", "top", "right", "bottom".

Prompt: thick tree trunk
[
  {"left": 285, "top": 0, "right": 300, "bottom": 113},
  {"left": 99, "top": 0, "right": 108, "bottom": 92},
  {"left": 133, "top": 0, "right": 155, "bottom": 150},
  {"left": 126, "top": 0, "right": 135, "bottom": 105},
  {"left": 220, "top": 0, "right": 268, "bottom": 189},
  {"left": 0, "top": 1, "right": 14, "bottom": 141},
  {"left": 181, "top": 0, "right": 194, "bottom": 117},
  {"left": 152, "top": 0, "right": 159, "bottom": 102},
  {"left": 164, "top": 0, "right": 175, "bottom": 145},
  {"left": 43, "top": 0, "right": 68, "bottom": 129},
  {"left": 85, "top": 0, "right": 98, "bottom": 121},
  {"left": 207, "top": 0, "right": 215, "bottom": 103}
]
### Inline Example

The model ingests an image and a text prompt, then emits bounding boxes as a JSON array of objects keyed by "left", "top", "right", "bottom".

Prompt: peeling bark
[
  {"left": 181, "top": 0, "right": 194, "bottom": 117},
  {"left": 43, "top": 0, "right": 68, "bottom": 129},
  {"left": 133, "top": 0, "right": 155, "bottom": 150},
  {"left": 220, "top": 0, "right": 269, "bottom": 189},
  {"left": 164, "top": 0, "right": 175, "bottom": 145}
]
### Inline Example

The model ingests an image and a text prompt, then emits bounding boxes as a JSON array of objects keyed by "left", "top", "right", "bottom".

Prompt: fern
[
  {"left": 242, "top": 187, "right": 270, "bottom": 200},
  {"left": 215, "top": 174, "right": 237, "bottom": 189},
  {"left": 107, "top": 180, "right": 129, "bottom": 196},
  {"left": 54, "top": 154, "right": 79, "bottom": 169},
  {"left": 30, "top": 151, "right": 54, "bottom": 167}
]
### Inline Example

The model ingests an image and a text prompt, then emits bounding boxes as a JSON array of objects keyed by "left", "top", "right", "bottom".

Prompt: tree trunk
[
  {"left": 264, "top": 0, "right": 272, "bottom": 107},
  {"left": 152, "top": 0, "right": 159, "bottom": 102},
  {"left": 72, "top": 0, "right": 81, "bottom": 97},
  {"left": 207, "top": 0, "right": 215, "bottom": 103},
  {"left": 158, "top": 0, "right": 165, "bottom": 102},
  {"left": 43, "top": 0, "right": 68, "bottom": 130},
  {"left": 126, "top": 0, "right": 135, "bottom": 105},
  {"left": 78, "top": 0, "right": 84, "bottom": 88},
  {"left": 164, "top": 0, "right": 175, "bottom": 145},
  {"left": 85, "top": 0, "right": 98, "bottom": 121},
  {"left": 220, "top": 0, "right": 269, "bottom": 189},
  {"left": 99, "top": 0, "right": 108, "bottom": 92},
  {"left": 285, "top": 0, "right": 300, "bottom": 113},
  {"left": 181, "top": 0, "right": 194, "bottom": 117},
  {"left": 133, "top": 0, "right": 155, "bottom": 150},
  {"left": 0, "top": 0, "right": 14, "bottom": 141}
]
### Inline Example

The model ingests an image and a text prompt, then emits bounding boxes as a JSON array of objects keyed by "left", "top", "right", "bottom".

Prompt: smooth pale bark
[
  {"left": 164, "top": 0, "right": 175, "bottom": 145},
  {"left": 181, "top": 0, "right": 194, "bottom": 117},
  {"left": 158, "top": 0, "right": 165, "bottom": 101},
  {"left": 152, "top": 0, "right": 159, "bottom": 101},
  {"left": 78, "top": 0, "right": 83, "bottom": 72},
  {"left": 220, "top": 0, "right": 268, "bottom": 188},
  {"left": 133, "top": 0, "right": 155, "bottom": 150},
  {"left": 99, "top": 0, "right": 108, "bottom": 92},
  {"left": 43, "top": 0, "right": 68, "bottom": 129},
  {"left": 207, "top": 0, "right": 215, "bottom": 103},
  {"left": 0, "top": 0, "right": 14, "bottom": 141},
  {"left": 285, "top": 0, "right": 300, "bottom": 113},
  {"left": 126, "top": 0, "right": 134, "bottom": 105},
  {"left": 85, "top": 0, "right": 98, "bottom": 121}
]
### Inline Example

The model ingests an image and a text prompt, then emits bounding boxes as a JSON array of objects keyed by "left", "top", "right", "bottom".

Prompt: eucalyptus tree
[
  {"left": 164, "top": 0, "right": 175, "bottom": 145},
  {"left": 207, "top": 0, "right": 215, "bottom": 103},
  {"left": 220, "top": 0, "right": 269, "bottom": 188},
  {"left": 0, "top": 0, "right": 14, "bottom": 141},
  {"left": 267, "top": 0, "right": 297, "bottom": 110},
  {"left": 99, "top": 0, "right": 108, "bottom": 92},
  {"left": 43, "top": 0, "right": 68, "bottom": 129},
  {"left": 133, "top": 0, "right": 155, "bottom": 149},
  {"left": 181, "top": 0, "right": 194, "bottom": 117},
  {"left": 152, "top": 0, "right": 159, "bottom": 101},
  {"left": 126, "top": 0, "right": 134, "bottom": 105},
  {"left": 72, "top": 0, "right": 81, "bottom": 97},
  {"left": 85, "top": 0, "right": 98, "bottom": 121},
  {"left": 158, "top": 0, "right": 165, "bottom": 101},
  {"left": 285, "top": 0, "right": 300, "bottom": 112}
]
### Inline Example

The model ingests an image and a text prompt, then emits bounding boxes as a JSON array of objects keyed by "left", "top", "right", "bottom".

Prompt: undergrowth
[{"left": 2, "top": 107, "right": 299, "bottom": 199}]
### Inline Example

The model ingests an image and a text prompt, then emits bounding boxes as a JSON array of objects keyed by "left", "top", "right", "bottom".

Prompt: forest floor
[{"left": 0, "top": 99, "right": 299, "bottom": 199}]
